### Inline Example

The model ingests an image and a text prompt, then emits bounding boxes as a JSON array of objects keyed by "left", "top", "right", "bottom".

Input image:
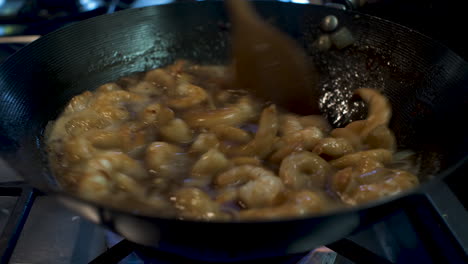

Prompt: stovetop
[{"left": 1, "top": 1, "right": 468, "bottom": 263}]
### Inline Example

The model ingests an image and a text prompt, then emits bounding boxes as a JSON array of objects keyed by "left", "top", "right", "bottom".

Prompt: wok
[{"left": 1, "top": 1, "right": 467, "bottom": 262}]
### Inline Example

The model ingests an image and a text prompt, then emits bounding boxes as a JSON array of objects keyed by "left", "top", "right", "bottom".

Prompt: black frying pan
[{"left": 1, "top": 1, "right": 467, "bottom": 262}]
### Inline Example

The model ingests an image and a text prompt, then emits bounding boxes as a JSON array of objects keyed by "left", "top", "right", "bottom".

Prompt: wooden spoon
[{"left": 225, "top": 0, "right": 320, "bottom": 114}]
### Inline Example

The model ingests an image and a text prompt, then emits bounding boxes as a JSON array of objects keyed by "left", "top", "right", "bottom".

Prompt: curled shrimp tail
[
  {"left": 222, "top": 105, "right": 278, "bottom": 158},
  {"left": 354, "top": 88, "right": 392, "bottom": 137}
]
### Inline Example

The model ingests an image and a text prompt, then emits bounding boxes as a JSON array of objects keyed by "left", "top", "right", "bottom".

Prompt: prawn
[
  {"left": 189, "top": 133, "right": 220, "bottom": 153},
  {"left": 138, "top": 103, "right": 175, "bottom": 126},
  {"left": 96, "top": 82, "right": 121, "bottom": 93},
  {"left": 182, "top": 97, "right": 257, "bottom": 128},
  {"left": 279, "top": 114, "right": 302, "bottom": 136},
  {"left": 90, "top": 90, "right": 145, "bottom": 121},
  {"left": 299, "top": 115, "right": 332, "bottom": 133},
  {"left": 221, "top": 105, "right": 278, "bottom": 158},
  {"left": 127, "top": 81, "right": 164, "bottom": 96},
  {"left": 77, "top": 152, "right": 148, "bottom": 200},
  {"left": 167, "top": 83, "right": 208, "bottom": 109},
  {"left": 364, "top": 125, "right": 396, "bottom": 151},
  {"left": 354, "top": 88, "right": 392, "bottom": 137},
  {"left": 160, "top": 118, "right": 193, "bottom": 144},
  {"left": 191, "top": 149, "right": 230, "bottom": 182},
  {"left": 270, "top": 127, "right": 324, "bottom": 163},
  {"left": 171, "top": 187, "right": 229, "bottom": 221},
  {"left": 329, "top": 149, "right": 393, "bottom": 168},
  {"left": 215, "top": 165, "right": 284, "bottom": 208},
  {"left": 211, "top": 124, "right": 252, "bottom": 144},
  {"left": 145, "top": 142, "right": 184, "bottom": 178},
  {"left": 279, "top": 151, "right": 332, "bottom": 189},
  {"left": 312, "top": 137, "right": 354, "bottom": 159},
  {"left": 143, "top": 68, "right": 176, "bottom": 90},
  {"left": 63, "top": 91, "right": 93, "bottom": 115},
  {"left": 331, "top": 159, "right": 419, "bottom": 205}
]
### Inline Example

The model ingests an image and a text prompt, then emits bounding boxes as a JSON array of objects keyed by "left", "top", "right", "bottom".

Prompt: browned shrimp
[
  {"left": 182, "top": 97, "right": 257, "bottom": 128},
  {"left": 171, "top": 188, "right": 230, "bottom": 221},
  {"left": 145, "top": 142, "right": 184, "bottom": 178},
  {"left": 211, "top": 124, "right": 252, "bottom": 144},
  {"left": 331, "top": 159, "right": 419, "bottom": 205},
  {"left": 190, "top": 133, "right": 220, "bottom": 153},
  {"left": 299, "top": 115, "right": 332, "bottom": 133},
  {"left": 215, "top": 165, "right": 284, "bottom": 208},
  {"left": 279, "top": 151, "right": 332, "bottom": 189},
  {"left": 221, "top": 105, "right": 278, "bottom": 158},
  {"left": 365, "top": 125, "right": 397, "bottom": 151},
  {"left": 167, "top": 83, "right": 208, "bottom": 109},
  {"left": 143, "top": 68, "right": 176, "bottom": 90},
  {"left": 354, "top": 88, "right": 392, "bottom": 137},
  {"left": 313, "top": 137, "right": 354, "bottom": 159},
  {"left": 330, "top": 149, "right": 393, "bottom": 168},
  {"left": 191, "top": 149, "right": 230, "bottom": 182},
  {"left": 270, "top": 127, "right": 324, "bottom": 163}
]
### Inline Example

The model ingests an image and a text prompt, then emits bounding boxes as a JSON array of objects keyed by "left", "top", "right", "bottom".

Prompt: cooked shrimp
[
  {"left": 330, "top": 149, "right": 393, "bottom": 168},
  {"left": 215, "top": 165, "right": 284, "bottom": 208},
  {"left": 365, "top": 125, "right": 396, "bottom": 151},
  {"left": 77, "top": 151, "right": 148, "bottom": 200},
  {"left": 211, "top": 125, "right": 252, "bottom": 143},
  {"left": 90, "top": 90, "right": 144, "bottom": 121},
  {"left": 87, "top": 152, "right": 148, "bottom": 179},
  {"left": 86, "top": 130, "right": 121, "bottom": 149},
  {"left": 139, "top": 103, "right": 174, "bottom": 126},
  {"left": 354, "top": 158, "right": 385, "bottom": 174},
  {"left": 354, "top": 88, "right": 392, "bottom": 137},
  {"left": 65, "top": 113, "right": 112, "bottom": 136},
  {"left": 143, "top": 68, "right": 176, "bottom": 90},
  {"left": 78, "top": 172, "right": 112, "bottom": 200},
  {"left": 313, "top": 137, "right": 354, "bottom": 159},
  {"left": 127, "top": 81, "right": 163, "bottom": 96},
  {"left": 171, "top": 187, "right": 229, "bottom": 221},
  {"left": 84, "top": 124, "right": 153, "bottom": 156},
  {"left": 190, "top": 133, "right": 220, "bottom": 153},
  {"left": 299, "top": 115, "right": 332, "bottom": 133},
  {"left": 279, "top": 114, "right": 302, "bottom": 136},
  {"left": 331, "top": 161, "right": 418, "bottom": 205},
  {"left": 168, "top": 83, "right": 208, "bottom": 109},
  {"left": 63, "top": 136, "right": 96, "bottom": 163},
  {"left": 145, "top": 142, "right": 184, "bottom": 178},
  {"left": 160, "top": 118, "right": 193, "bottom": 144},
  {"left": 230, "top": 156, "right": 262, "bottom": 166},
  {"left": 96, "top": 82, "right": 121, "bottom": 93},
  {"left": 119, "top": 123, "right": 155, "bottom": 153},
  {"left": 221, "top": 105, "right": 278, "bottom": 158},
  {"left": 330, "top": 120, "right": 366, "bottom": 149},
  {"left": 279, "top": 151, "right": 332, "bottom": 189},
  {"left": 215, "top": 187, "right": 239, "bottom": 204},
  {"left": 270, "top": 127, "right": 324, "bottom": 163},
  {"left": 64, "top": 91, "right": 93, "bottom": 114},
  {"left": 183, "top": 97, "right": 257, "bottom": 128},
  {"left": 191, "top": 149, "right": 230, "bottom": 181}
]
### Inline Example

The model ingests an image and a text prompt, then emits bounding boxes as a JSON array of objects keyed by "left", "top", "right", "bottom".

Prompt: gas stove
[{"left": 1, "top": 1, "right": 467, "bottom": 263}]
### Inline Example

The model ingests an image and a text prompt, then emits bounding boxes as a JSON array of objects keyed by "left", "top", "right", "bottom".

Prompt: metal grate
[{"left": 0, "top": 181, "right": 36, "bottom": 264}]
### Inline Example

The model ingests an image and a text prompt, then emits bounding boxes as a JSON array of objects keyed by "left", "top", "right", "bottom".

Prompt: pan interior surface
[{"left": 0, "top": 2, "right": 467, "bottom": 258}]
